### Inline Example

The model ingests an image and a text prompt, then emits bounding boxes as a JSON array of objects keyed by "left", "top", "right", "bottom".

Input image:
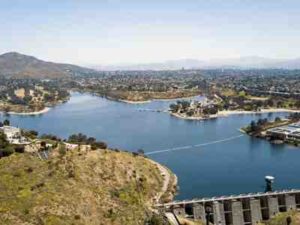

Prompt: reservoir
[{"left": 1, "top": 92, "right": 300, "bottom": 200}]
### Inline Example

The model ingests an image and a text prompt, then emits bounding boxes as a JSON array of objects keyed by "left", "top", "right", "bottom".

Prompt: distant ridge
[
  {"left": 1, "top": 52, "right": 300, "bottom": 75},
  {"left": 93, "top": 56, "right": 300, "bottom": 71},
  {"left": 0, "top": 52, "right": 96, "bottom": 78}
]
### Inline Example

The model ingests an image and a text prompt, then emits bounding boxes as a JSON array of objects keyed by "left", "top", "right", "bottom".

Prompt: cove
[{"left": 1, "top": 92, "right": 300, "bottom": 200}]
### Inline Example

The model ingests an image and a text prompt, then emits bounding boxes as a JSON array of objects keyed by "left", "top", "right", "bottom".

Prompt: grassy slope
[
  {"left": 259, "top": 211, "right": 300, "bottom": 225},
  {"left": 0, "top": 149, "right": 164, "bottom": 225}
]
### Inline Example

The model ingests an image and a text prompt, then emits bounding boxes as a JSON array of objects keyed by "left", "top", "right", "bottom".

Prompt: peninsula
[
  {"left": 169, "top": 90, "right": 300, "bottom": 120},
  {"left": 0, "top": 77, "right": 69, "bottom": 114},
  {"left": 241, "top": 113, "right": 300, "bottom": 146}
]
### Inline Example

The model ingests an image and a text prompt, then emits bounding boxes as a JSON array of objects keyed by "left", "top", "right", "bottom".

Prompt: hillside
[
  {"left": 0, "top": 149, "right": 171, "bottom": 225},
  {"left": 0, "top": 52, "right": 96, "bottom": 79},
  {"left": 259, "top": 210, "right": 300, "bottom": 225}
]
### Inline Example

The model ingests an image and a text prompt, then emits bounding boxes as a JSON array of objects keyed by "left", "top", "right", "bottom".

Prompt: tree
[
  {"left": 181, "top": 101, "right": 190, "bottom": 110},
  {"left": 238, "top": 91, "right": 246, "bottom": 98},
  {"left": 275, "top": 117, "right": 281, "bottom": 122},
  {"left": 267, "top": 99, "right": 274, "bottom": 107},
  {"left": 43, "top": 93, "right": 54, "bottom": 102},
  {"left": 29, "top": 130, "right": 38, "bottom": 137},
  {"left": 203, "top": 106, "right": 218, "bottom": 115},
  {"left": 289, "top": 113, "right": 300, "bottom": 120},
  {"left": 295, "top": 100, "right": 300, "bottom": 109},
  {"left": 137, "top": 149, "right": 145, "bottom": 155},
  {"left": 250, "top": 121, "right": 257, "bottom": 132},
  {"left": 186, "top": 110, "right": 194, "bottom": 117},
  {"left": 23, "top": 95, "right": 32, "bottom": 103},
  {"left": 96, "top": 141, "right": 107, "bottom": 149},
  {"left": 91, "top": 141, "right": 107, "bottom": 150},
  {"left": 40, "top": 134, "right": 60, "bottom": 141},
  {"left": 0, "top": 146, "right": 14, "bottom": 157},
  {"left": 3, "top": 119, "right": 10, "bottom": 126},
  {"left": 22, "top": 130, "right": 38, "bottom": 139},
  {"left": 286, "top": 216, "right": 292, "bottom": 225},
  {"left": 59, "top": 144, "right": 66, "bottom": 156},
  {"left": 68, "top": 133, "right": 87, "bottom": 143},
  {"left": 0, "top": 131, "right": 9, "bottom": 149},
  {"left": 15, "top": 145, "right": 25, "bottom": 153},
  {"left": 87, "top": 137, "right": 96, "bottom": 144},
  {"left": 277, "top": 101, "right": 283, "bottom": 108},
  {"left": 0, "top": 130, "right": 14, "bottom": 157},
  {"left": 147, "top": 214, "right": 165, "bottom": 225},
  {"left": 40, "top": 141, "right": 47, "bottom": 151},
  {"left": 169, "top": 104, "right": 179, "bottom": 113}
]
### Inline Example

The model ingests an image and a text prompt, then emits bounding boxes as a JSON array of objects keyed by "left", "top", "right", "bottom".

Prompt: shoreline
[
  {"left": 72, "top": 90, "right": 202, "bottom": 104},
  {"left": 170, "top": 108, "right": 300, "bottom": 121},
  {"left": 1, "top": 107, "right": 51, "bottom": 115},
  {"left": 118, "top": 99, "right": 152, "bottom": 104},
  {"left": 105, "top": 92, "right": 201, "bottom": 104},
  {"left": 0, "top": 96, "right": 69, "bottom": 116},
  {"left": 241, "top": 119, "right": 300, "bottom": 148},
  {"left": 170, "top": 112, "right": 216, "bottom": 120},
  {"left": 147, "top": 158, "right": 178, "bottom": 203},
  {"left": 150, "top": 93, "right": 202, "bottom": 102},
  {"left": 113, "top": 95, "right": 201, "bottom": 104},
  {"left": 218, "top": 108, "right": 300, "bottom": 116}
]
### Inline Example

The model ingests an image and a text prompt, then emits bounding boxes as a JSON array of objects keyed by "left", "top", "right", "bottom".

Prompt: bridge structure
[{"left": 157, "top": 189, "right": 300, "bottom": 225}]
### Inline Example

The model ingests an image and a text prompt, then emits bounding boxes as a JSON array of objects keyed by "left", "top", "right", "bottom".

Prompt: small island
[
  {"left": 241, "top": 113, "right": 300, "bottom": 146},
  {"left": 169, "top": 98, "right": 219, "bottom": 120}
]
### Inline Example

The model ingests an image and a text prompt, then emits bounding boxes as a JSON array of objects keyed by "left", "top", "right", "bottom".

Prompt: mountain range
[
  {"left": 0, "top": 52, "right": 96, "bottom": 78},
  {"left": 94, "top": 56, "right": 300, "bottom": 71},
  {"left": 1, "top": 52, "right": 300, "bottom": 79}
]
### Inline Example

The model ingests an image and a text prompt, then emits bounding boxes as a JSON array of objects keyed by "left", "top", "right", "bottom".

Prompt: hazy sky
[{"left": 1, "top": 0, "right": 300, "bottom": 65}]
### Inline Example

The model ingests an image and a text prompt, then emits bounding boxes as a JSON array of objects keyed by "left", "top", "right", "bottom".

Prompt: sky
[{"left": 1, "top": 0, "right": 300, "bottom": 65}]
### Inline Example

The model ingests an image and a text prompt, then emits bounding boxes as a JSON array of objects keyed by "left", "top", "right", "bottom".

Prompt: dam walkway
[{"left": 157, "top": 189, "right": 300, "bottom": 225}]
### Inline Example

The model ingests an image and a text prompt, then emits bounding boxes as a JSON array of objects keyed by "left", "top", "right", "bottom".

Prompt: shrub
[
  {"left": 0, "top": 146, "right": 15, "bottom": 157},
  {"left": 3, "top": 119, "right": 10, "bottom": 126},
  {"left": 59, "top": 144, "right": 66, "bottom": 156},
  {"left": 15, "top": 145, "right": 25, "bottom": 153},
  {"left": 74, "top": 215, "right": 80, "bottom": 220},
  {"left": 147, "top": 214, "right": 165, "bottom": 225}
]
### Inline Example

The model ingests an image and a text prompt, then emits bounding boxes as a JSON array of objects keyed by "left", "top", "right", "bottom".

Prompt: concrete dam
[{"left": 158, "top": 189, "right": 300, "bottom": 225}]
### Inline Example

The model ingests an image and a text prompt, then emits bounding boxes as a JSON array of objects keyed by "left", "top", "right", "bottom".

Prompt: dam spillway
[{"left": 157, "top": 189, "right": 300, "bottom": 225}]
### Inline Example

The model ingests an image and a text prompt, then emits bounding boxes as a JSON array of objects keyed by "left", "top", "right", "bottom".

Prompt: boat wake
[{"left": 146, "top": 134, "right": 244, "bottom": 155}]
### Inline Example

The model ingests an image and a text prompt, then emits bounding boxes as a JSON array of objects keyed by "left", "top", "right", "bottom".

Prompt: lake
[{"left": 1, "top": 92, "right": 300, "bottom": 200}]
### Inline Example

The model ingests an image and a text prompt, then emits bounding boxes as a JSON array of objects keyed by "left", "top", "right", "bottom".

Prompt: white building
[
  {"left": 64, "top": 142, "right": 79, "bottom": 150},
  {"left": 0, "top": 126, "right": 30, "bottom": 144},
  {"left": 266, "top": 122, "right": 300, "bottom": 141}
]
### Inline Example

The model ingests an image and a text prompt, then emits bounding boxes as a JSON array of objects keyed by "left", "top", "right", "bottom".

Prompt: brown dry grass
[
  {"left": 178, "top": 217, "right": 204, "bottom": 225},
  {"left": 0, "top": 149, "right": 165, "bottom": 225}
]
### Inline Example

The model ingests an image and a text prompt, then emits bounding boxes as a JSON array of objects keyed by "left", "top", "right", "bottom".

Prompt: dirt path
[{"left": 147, "top": 158, "right": 177, "bottom": 203}]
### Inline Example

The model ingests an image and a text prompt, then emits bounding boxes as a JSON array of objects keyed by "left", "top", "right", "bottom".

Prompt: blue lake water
[{"left": 1, "top": 92, "right": 300, "bottom": 200}]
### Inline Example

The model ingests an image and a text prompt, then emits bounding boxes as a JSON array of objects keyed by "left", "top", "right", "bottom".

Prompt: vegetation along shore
[{"left": 241, "top": 113, "right": 300, "bottom": 147}]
